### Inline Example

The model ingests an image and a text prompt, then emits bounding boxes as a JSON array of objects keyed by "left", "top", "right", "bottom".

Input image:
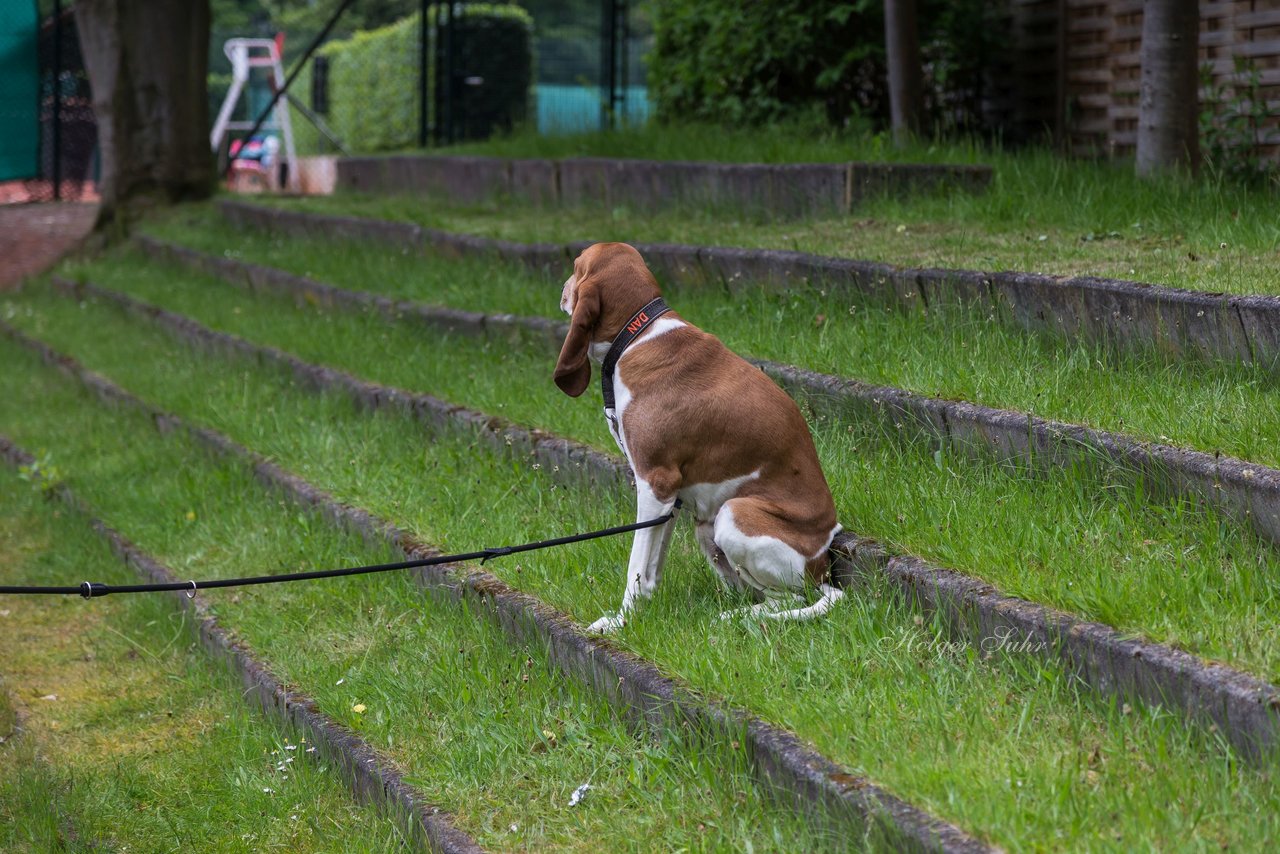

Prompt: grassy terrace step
[
  {"left": 18, "top": 283, "right": 1280, "bottom": 760},
  {"left": 151, "top": 207, "right": 1280, "bottom": 473},
  {"left": 244, "top": 192, "right": 1280, "bottom": 301},
  {"left": 48, "top": 248, "right": 1280, "bottom": 678},
  {"left": 0, "top": 440, "right": 479, "bottom": 854},
  {"left": 0, "top": 470, "right": 408, "bottom": 852},
  {"left": 214, "top": 199, "right": 1280, "bottom": 370},
  {"left": 7, "top": 327, "right": 985, "bottom": 854},
  {"left": 0, "top": 346, "right": 818, "bottom": 852},
  {"left": 18, "top": 265, "right": 1280, "bottom": 683},
  {"left": 134, "top": 235, "right": 1280, "bottom": 554},
  {"left": 15, "top": 299, "right": 1280, "bottom": 777},
  {"left": 254, "top": 130, "right": 1280, "bottom": 299},
  {"left": 6, "top": 290, "right": 1280, "bottom": 848}
]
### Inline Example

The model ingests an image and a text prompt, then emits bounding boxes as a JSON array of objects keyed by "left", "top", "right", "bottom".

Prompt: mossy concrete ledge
[
  {"left": 216, "top": 200, "right": 1280, "bottom": 370},
  {"left": 0, "top": 435, "right": 483, "bottom": 854},
  {"left": 334, "top": 154, "right": 993, "bottom": 219},
  {"left": 6, "top": 316, "right": 989, "bottom": 854},
  {"left": 30, "top": 282, "right": 1280, "bottom": 763}
]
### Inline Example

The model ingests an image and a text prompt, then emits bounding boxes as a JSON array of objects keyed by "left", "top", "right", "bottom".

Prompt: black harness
[{"left": 601, "top": 297, "right": 670, "bottom": 435}]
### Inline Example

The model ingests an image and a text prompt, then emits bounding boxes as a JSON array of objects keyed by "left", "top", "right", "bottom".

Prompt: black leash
[{"left": 0, "top": 501, "right": 681, "bottom": 599}]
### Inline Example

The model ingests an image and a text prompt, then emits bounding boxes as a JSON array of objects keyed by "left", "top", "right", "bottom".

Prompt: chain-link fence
[
  {"left": 208, "top": 0, "right": 653, "bottom": 171},
  {"left": 0, "top": 0, "right": 97, "bottom": 205}
]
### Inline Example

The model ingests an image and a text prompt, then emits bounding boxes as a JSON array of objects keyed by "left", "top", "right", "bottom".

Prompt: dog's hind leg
[
  {"left": 712, "top": 497, "right": 842, "bottom": 623},
  {"left": 695, "top": 519, "right": 756, "bottom": 594},
  {"left": 717, "top": 591, "right": 806, "bottom": 622},
  {"left": 758, "top": 584, "right": 844, "bottom": 622}
]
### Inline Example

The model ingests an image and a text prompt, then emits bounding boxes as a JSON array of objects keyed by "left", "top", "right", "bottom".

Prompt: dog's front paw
[{"left": 586, "top": 612, "right": 626, "bottom": 634}]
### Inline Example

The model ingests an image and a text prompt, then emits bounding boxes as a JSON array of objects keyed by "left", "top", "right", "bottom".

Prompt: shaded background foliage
[
  {"left": 202, "top": 0, "right": 1278, "bottom": 183},
  {"left": 648, "top": 0, "right": 1005, "bottom": 135},
  {"left": 209, "top": 0, "right": 1006, "bottom": 141},
  {"left": 648, "top": 0, "right": 887, "bottom": 129}
]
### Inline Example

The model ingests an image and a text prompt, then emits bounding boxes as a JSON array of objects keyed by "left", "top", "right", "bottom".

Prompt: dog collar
[{"left": 601, "top": 297, "right": 670, "bottom": 412}]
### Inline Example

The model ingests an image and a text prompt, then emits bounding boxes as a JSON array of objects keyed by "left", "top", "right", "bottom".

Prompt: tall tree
[
  {"left": 1135, "top": 0, "right": 1200, "bottom": 177},
  {"left": 75, "top": 0, "right": 214, "bottom": 234},
  {"left": 884, "top": 0, "right": 923, "bottom": 145}
]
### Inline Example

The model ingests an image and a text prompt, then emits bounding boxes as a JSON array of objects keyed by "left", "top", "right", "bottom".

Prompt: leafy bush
[
  {"left": 648, "top": 0, "right": 1004, "bottom": 133},
  {"left": 649, "top": 1, "right": 886, "bottom": 128},
  {"left": 1200, "top": 57, "right": 1277, "bottom": 187},
  {"left": 294, "top": 5, "right": 533, "bottom": 153}
]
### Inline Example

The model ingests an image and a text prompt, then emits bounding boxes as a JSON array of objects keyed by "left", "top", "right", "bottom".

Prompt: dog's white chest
[{"left": 604, "top": 363, "right": 634, "bottom": 462}]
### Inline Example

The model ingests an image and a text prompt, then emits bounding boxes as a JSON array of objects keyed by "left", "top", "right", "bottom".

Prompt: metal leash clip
[{"left": 79, "top": 581, "right": 109, "bottom": 599}]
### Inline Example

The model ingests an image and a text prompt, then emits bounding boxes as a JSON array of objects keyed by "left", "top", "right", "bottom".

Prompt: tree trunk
[
  {"left": 1135, "top": 0, "right": 1200, "bottom": 177},
  {"left": 74, "top": 0, "right": 213, "bottom": 234},
  {"left": 884, "top": 0, "right": 923, "bottom": 146}
]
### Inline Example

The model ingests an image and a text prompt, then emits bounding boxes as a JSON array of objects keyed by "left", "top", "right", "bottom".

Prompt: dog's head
[{"left": 554, "top": 242, "right": 661, "bottom": 397}]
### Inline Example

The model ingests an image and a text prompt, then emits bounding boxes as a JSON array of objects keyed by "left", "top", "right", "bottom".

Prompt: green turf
[
  {"left": 433, "top": 122, "right": 990, "bottom": 164},
  {"left": 140, "top": 213, "right": 1280, "bottom": 471},
  {"left": 251, "top": 141, "right": 1280, "bottom": 297},
  {"left": 345, "top": 122, "right": 1280, "bottom": 296},
  {"left": 26, "top": 250, "right": 1280, "bottom": 683},
  {"left": 0, "top": 469, "right": 407, "bottom": 852},
  {"left": 0, "top": 341, "right": 836, "bottom": 853},
  {"left": 4, "top": 282, "right": 1280, "bottom": 849}
]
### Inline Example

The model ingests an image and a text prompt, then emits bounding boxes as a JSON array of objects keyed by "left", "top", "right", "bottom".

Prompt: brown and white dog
[{"left": 554, "top": 242, "right": 842, "bottom": 633}]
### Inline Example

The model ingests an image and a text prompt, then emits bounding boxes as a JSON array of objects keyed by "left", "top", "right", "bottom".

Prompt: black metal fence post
[
  {"left": 599, "top": 0, "right": 615, "bottom": 130},
  {"left": 617, "top": 0, "right": 629, "bottom": 124},
  {"left": 418, "top": 0, "right": 428, "bottom": 147},
  {"left": 435, "top": 2, "right": 454, "bottom": 146},
  {"left": 51, "top": 0, "right": 61, "bottom": 200}
]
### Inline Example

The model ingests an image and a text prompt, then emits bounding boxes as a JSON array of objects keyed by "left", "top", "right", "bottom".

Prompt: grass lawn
[
  {"left": 143, "top": 212, "right": 1280, "bottom": 470},
  {"left": 256, "top": 127, "right": 1280, "bottom": 297},
  {"left": 15, "top": 252, "right": 1280, "bottom": 684},
  {"left": 5, "top": 279, "right": 1280, "bottom": 849},
  {"left": 434, "top": 123, "right": 993, "bottom": 164},
  {"left": 7, "top": 262, "right": 1280, "bottom": 850},
  {"left": 0, "top": 337, "right": 835, "bottom": 854},
  {"left": 0, "top": 471, "right": 407, "bottom": 852},
  {"left": 9, "top": 122, "right": 1280, "bottom": 849}
]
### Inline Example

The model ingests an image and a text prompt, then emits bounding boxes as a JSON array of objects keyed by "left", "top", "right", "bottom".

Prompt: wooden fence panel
[{"left": 1015, "top": 0, "right": 1280, "bottom": 160}]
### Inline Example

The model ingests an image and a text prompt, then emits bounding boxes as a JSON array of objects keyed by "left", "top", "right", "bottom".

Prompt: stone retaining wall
[{"left": 336, "top": 155, "right": 993, "bottom": 219}]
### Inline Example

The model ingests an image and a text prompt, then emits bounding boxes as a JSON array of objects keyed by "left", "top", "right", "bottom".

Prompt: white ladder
[{"left": 209, "top": 38, "right": 299, "bottom": 192}]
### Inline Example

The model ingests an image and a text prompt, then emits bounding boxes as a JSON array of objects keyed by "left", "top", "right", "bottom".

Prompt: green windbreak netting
[{"left": 0, "top": 0, "right": 38, "bottom": 181}]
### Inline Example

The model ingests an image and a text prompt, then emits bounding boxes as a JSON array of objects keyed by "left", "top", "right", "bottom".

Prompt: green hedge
[{"left": 293, "top": 4, "right": 532, "bottom": 154}]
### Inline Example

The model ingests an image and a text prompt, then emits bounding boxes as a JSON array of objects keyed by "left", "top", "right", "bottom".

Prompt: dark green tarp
[{"left": 0, "top": 0, "right": 38, "bottom": 181}]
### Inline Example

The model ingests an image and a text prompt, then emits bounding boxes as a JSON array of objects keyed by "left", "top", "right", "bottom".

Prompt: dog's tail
[{"left": 761, "top": 583, "right": 844, "bottom": 622}]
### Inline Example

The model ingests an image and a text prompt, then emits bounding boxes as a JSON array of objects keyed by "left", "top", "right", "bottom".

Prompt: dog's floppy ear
[{"left": 554, "top": 280, "right": 599, "bottom": 397}]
